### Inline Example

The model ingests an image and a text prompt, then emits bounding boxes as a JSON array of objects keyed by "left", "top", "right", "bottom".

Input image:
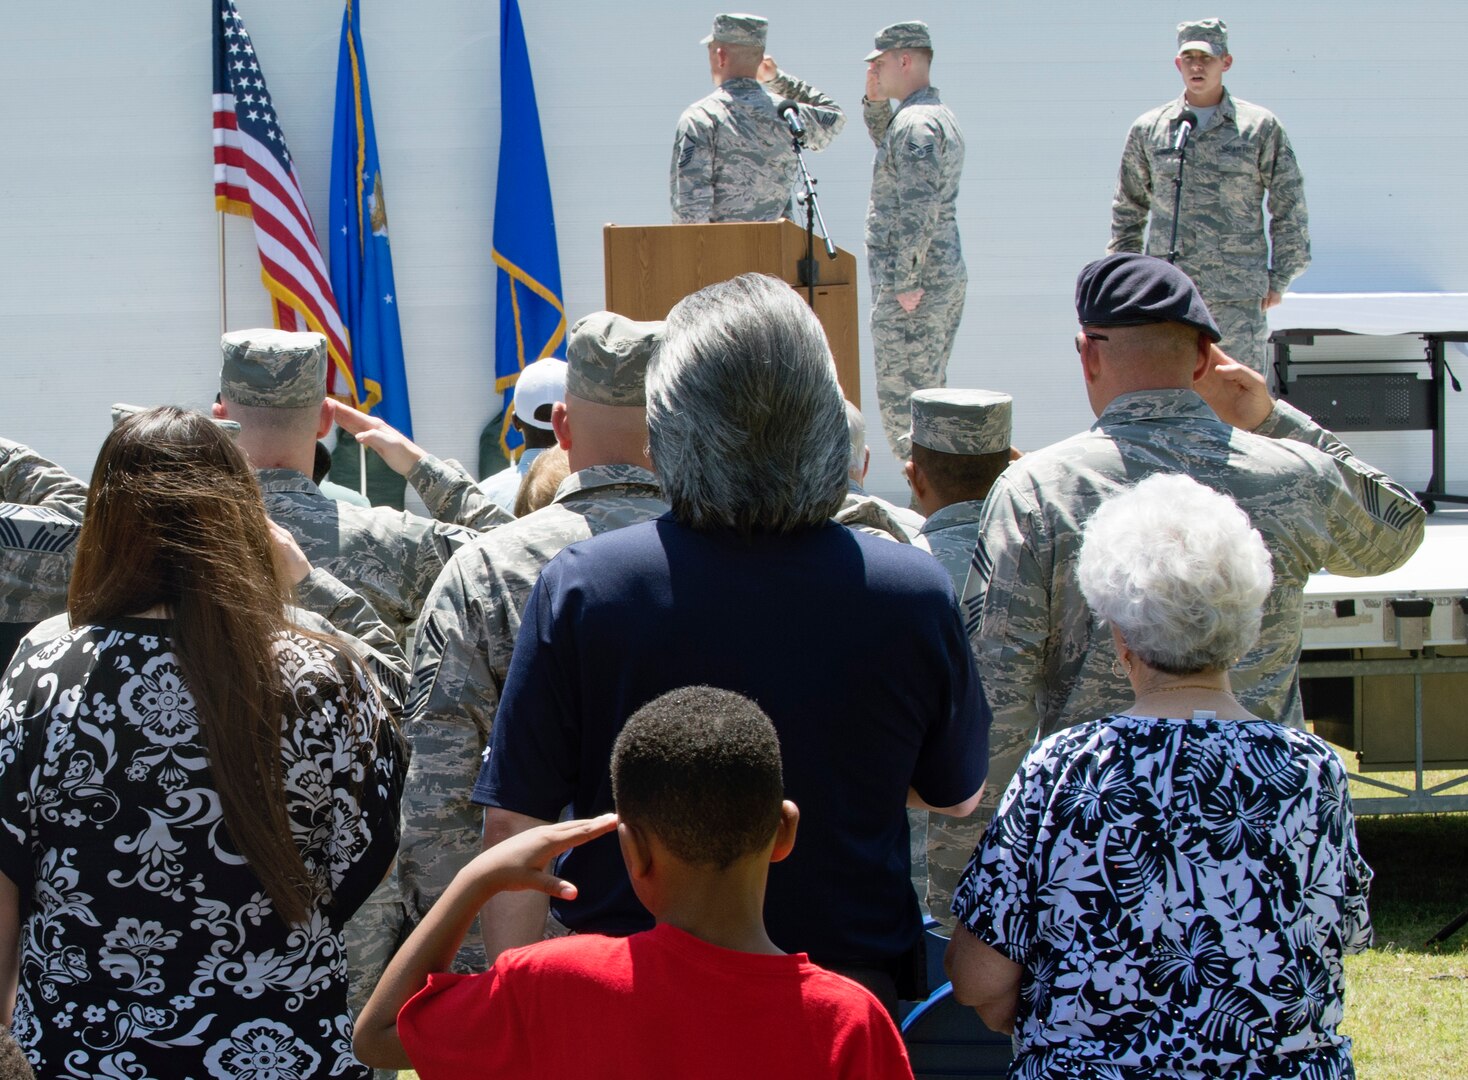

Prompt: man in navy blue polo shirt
[{"left": 473, "top": 273, "right": 991, "bottom": 1009}]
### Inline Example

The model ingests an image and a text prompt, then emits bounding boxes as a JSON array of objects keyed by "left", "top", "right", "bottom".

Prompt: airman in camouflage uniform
[
  {"left": 0, "top": 438, "right": 88, "bottom": 662},
  {"left": 671, "top": 13, "right": 846, "bottom": 223},
  {"left": 962, "top": 254, "right": 1424, "bottom": 861},
  {"left": 863, "top": 21, "right": 966, "bottom": 461},
  {"left": 1109, "top": 19, "right": 1309, "bottom": 374},
  {"left": 399, "top": 312, "right": 669, "bottom": 971},
  {"left": 216, "top": 329, "right": 500, "bottom": 1043},
  {"left": 899, "top": 388, "right": 1014, "bottom": 927}
]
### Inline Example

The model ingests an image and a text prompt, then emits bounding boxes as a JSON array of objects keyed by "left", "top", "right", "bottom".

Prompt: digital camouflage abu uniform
[
  {"left": 963, "top": 390, "right": 1424, "bottom": 844},
  {"left": 670, "top": 14, "right": 845, "bottom": 223},
  {"left": 1108, "top": 20, "right": 1309, "bottom": 373},
  {"left": 863, "top": 22, "right": 967, "bottom": 461},
  {"left": 399, "top": 312, "right": 669, "bottom": 972},
  {"left": 0, "top": 438, "right": 88, "bottom": 635},
  {"left": 221, "top": 329, "right": 497, "bottom": 1038},
  {"left": 906, "top": 388, "right": 1013, "bottom": 928}
]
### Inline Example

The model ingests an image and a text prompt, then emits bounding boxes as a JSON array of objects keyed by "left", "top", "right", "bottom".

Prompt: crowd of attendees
[{"left": 0, "top": 254, "right": 1424, "bottom": 1079}]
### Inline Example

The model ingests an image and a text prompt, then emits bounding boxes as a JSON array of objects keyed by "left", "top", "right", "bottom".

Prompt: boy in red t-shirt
[{"left": 354, "top": 685, "right": 914, "bottom": 1079}]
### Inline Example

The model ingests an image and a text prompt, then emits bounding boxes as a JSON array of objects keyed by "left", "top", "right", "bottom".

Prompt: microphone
[
  {"left": 777, "top": 99, "right": 805, "bottom": 140},
  {"left": 1173, "top": 109, "right": 1198, "bottom": 151}
]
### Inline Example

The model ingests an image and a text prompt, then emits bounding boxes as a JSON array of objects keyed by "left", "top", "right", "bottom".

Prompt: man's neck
[
  {"left": 1184, "top": 86, "right": 1225, "bottom": 108},
  {"left": 236, "top": 438, "right": 315, "bottom": 478}
]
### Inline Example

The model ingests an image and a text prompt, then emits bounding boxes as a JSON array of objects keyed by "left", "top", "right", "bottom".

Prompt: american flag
[{"left": 212, "top": 0, "right": 355, "bottom": 401}]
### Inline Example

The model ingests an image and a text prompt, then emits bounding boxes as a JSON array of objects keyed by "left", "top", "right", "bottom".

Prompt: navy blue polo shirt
[{"left": 474, "top": 514, "right": 990, "bottom": 965}]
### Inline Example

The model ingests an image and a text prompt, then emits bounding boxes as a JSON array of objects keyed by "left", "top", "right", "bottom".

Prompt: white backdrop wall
[{"left": 4, "top": 1, "right": 1468, "bottom": 502}]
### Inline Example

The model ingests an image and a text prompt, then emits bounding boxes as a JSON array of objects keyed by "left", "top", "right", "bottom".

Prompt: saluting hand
[
  {"left": 1194, "top": 345, "right": 1274, "bottom": 431},
  {"left": 328, "top": 399, "right": 426, "bottom": 477}
]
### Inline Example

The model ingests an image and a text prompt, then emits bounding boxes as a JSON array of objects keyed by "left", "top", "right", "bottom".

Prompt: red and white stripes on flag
[{"left": 213, "top": 0, "right": 355, "bottom": 401}]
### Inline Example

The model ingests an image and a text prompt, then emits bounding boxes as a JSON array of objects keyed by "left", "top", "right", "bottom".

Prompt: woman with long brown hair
[{"left": 0, "top": 407, "right": 405, "bottom": 1078}]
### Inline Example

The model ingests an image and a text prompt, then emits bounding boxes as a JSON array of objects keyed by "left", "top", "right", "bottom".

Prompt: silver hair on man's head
[
  {"left": 647, "top": 273, "right": 848, "bottom": 535},
  {"left": 1077, "top": 473, "right": 1273, "bottom": 675}
]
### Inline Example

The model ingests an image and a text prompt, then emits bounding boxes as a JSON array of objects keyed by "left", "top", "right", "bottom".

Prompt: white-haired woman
[{"left": 946, "top": 472, "right": 1372, "bottom": 1080}]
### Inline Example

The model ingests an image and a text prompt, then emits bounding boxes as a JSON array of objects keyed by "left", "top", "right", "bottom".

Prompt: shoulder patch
[{"left": 906, "top": 140, "right": 934, "bottom": 159}]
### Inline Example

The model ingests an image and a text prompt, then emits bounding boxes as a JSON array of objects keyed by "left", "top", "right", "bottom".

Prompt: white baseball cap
[{"left": 512, "top": 357, "right": 568, "bottom": 430}]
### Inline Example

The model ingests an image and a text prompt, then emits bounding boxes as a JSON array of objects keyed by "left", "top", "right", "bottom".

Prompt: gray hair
[
  {"left": 1077, "top": 473, "right": 1273, "bottom": 674},
  {"left": 646, "top": 273, "right": 848, "bottom": 534},
  {"left": 844, "top": 400, "right": 866, "bottom": 479}
]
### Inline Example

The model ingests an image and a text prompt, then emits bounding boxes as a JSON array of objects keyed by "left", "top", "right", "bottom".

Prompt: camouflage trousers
[
  {"left": 871, "top": 278, "right": 966, "bottom": 460},
  {"left": 1209, "top": 298, "right": 1270, "bottom": 376},
  {"left": 908, "top": 807, "right": 931, "bottom": 921},
  {"left": 926, "top": 807, "right": 995, "bottom": 933},
  {"left": 346, "top": 871, "right": 410, "bottom": 1080}
]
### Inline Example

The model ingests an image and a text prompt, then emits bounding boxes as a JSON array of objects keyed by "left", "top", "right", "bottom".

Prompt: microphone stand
[
  {"left": 790, "top": 131, "right": 836, "bottom": 309},
  {"left": 1166, "top": 125, "right": 1192, "bottom": 265}
]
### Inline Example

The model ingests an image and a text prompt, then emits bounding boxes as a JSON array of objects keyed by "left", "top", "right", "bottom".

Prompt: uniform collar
[
  {"left": 553, "top": 464, "right": 661, "bottom": 503},
  {"left": 896, "top": 85, "right": 941, "bottom": 113},
  {"left": 255, "top": 467, "right": 322, "bottom": 494},
  {"left": 720, "top": 76, "right": 766, "bottom": 97},
  {"left": 1095, "top": 388, "right": 1218, "bottom": 426},
  {"left": 921, "top": 499, "right": 985, "bottom": 532}
]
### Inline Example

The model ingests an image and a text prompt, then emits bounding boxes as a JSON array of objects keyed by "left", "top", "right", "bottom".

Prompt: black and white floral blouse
[
  {"left": 954, "top": 712, "right": 1373, "bottom": 1080},
  {"left": 0, "top": 618, "right": 405, "bottom": 1079}
]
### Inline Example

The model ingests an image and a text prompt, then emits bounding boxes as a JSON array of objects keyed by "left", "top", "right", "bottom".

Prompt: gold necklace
[{"left": 1142, "top": 683, "right": 1226, "bottom": 695}]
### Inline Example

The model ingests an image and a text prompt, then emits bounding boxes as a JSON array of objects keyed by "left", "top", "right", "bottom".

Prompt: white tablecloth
[{"left": 1269, "top": 292, "right": 1468, "bottom": 336}]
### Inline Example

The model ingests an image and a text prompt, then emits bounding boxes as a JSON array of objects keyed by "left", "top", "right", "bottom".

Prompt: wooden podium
[{"left": 603, "top": 221, "right": 862, "bottom": 406}]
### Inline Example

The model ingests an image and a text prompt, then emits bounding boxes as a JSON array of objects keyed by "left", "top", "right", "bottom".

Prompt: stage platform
[{"left": 1302, "top": 511, "right": 1468, "bottom": 815}]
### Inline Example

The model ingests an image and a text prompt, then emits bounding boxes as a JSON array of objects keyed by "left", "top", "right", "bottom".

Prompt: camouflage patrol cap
[
  {"left": 565, "top": 312, "right": 664, "bottom": 407},
  {"left": 1076, "top": 253, "right": 1221, "bottom": 342},
  {"left": 700, "top": 13, "right": 768, "bottom": 48},
  {"left": 110, "top": 403, "right": 241, "bottom": 438},
  {"left": 219, "top": 329, "right": 328, "bottom": 408},
  {"left": 1177, "top": 18, "right": 1228, "bottom": 58},
  {"left": 910, "top": 389, "right": 1012, "bottom": 456},
  {"left": 865, "top": 21, "right": 932, "bottom": 62}
]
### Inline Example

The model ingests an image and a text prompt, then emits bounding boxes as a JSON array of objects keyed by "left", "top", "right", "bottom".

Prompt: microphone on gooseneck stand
[
  {"left": 777, "top": 99, "right": 805, "bottom": 142},
  {"left": 1173, "top": 109, "right": 1199, "bottom": 151}
]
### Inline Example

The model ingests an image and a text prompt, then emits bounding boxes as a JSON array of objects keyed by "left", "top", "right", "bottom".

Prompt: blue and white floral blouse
[
  {"left": 954, "top": 712, "right": 1373, "bottom": 1080},
  {"left": 0, "top": 618, "right": 404, "bottom": 1079}
]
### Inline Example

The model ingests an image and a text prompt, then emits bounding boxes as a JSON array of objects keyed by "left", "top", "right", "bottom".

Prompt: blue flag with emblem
[
  {"left": 329, "top": 0, "right": 412, "bottom": 437},
  {"left": 492, "top": 0, "right": 567, "bottom": 457}
]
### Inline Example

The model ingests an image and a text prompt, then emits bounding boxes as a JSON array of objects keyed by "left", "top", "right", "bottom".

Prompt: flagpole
[
  {"left": 217, "top": 212, "right": 228, "bottom": 335},
  {"left": 359, "top": 439, "right": 368, "bottom": 500}
]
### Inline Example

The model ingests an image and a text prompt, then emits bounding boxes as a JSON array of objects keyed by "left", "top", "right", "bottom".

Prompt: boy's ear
[
  {"left": 618, "top": 820, "right": 654, "bottom": 881},
  {"left": 769, "top": 800, "right": 799, "bottom": 864}
]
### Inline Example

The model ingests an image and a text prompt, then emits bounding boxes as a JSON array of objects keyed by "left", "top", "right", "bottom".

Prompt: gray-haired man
[
  {"left": 474, "top": 273, "right": 990, "bottom": 1012},
  {"left": 671, "top": 13, "right": 845, "bottom": 223},
  {"left": 396, "top": 312, "right": 669, "bottom": 971},
  {"left": 863, "top": 20, "right": 966, "bottom": 460}
]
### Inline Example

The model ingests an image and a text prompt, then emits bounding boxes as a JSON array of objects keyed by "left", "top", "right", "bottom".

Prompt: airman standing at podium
[{"left": 670, "top": 13, "right": 845, "bottom": 224}]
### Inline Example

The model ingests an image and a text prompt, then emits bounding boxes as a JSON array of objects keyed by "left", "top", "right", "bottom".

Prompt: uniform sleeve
[
  {"left": 670, "top": 110, "right": 714, "bottom": 224},
  {"left": 0, "top": 439, "right": 87, "bottom": 522},
  {"left": 471, "top": 569, "right": 581, "bottom": 818},
  {"left": 398, "top": 968, "right": 524, "bottom": 1079},
  {"left": 963, "top": 478, "right": 1047, "bottom": 807},
  {"left": 1261, "top": 118, "right": 1310, "bottom": 293},
  {"left": 888, "top": 114, "right": 948, "bottom": 292},
  {"left": 1107, "top": 121, "right": 1152, "bottom": 255},
  {"left": 766, "top": 69, "right": 846, "bottom": 151},
  {"left": 398, "top": 556, "right": 508, "bottom": 959},
  {"left": 292, "top": 567, "right": 408, "bottom": 716},
  {"left": 324, "top": 660, "right": 407, "bottom": 922},
  {"left": 1252, "top": 400, "right": 1425, "bottom": 576},
  {"left": 402, "top": 516, "right": 478, "bottom": 638},
  {"left": 862, "top": 96, "right": 894, "bottom": 145},
  {"left": 409, "top": 455, "right": 515, "bottom": 532}
]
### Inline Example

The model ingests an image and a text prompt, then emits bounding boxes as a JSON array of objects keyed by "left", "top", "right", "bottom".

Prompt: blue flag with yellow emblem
[
  {"left": 492, "top": 0, "right": 566, "bottom": 457},
  {"left": 329, "top": 0, "right": 412, "bottom": 438}
]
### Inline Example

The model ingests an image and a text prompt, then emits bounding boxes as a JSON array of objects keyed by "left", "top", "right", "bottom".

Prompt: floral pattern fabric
[
  {"left": 0, "top": 618, "right": 405, "bottom": 1079},
  {"left": 953, "top": 713, "right": 1372, "bottom": 1080}
]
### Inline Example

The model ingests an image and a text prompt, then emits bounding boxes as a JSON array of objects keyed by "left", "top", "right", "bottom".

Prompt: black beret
[{"left": 1075, "top": 253, "right": 1221, "bottom": 342}]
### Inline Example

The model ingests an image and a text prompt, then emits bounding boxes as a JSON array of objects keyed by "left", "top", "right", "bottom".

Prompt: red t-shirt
[{"left": 398, "top": 924, "right": 914, "bottom": 1079}]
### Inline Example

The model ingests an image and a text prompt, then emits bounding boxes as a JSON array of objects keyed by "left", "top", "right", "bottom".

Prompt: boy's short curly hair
[{"left": 611, "top": 686, "right": 784, "bottom": 870}]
